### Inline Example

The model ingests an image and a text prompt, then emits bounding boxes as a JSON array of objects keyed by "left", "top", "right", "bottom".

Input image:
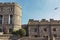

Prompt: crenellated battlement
[
  {"left": 0, "top": 2, "right": 22, "bottom": 9},
  {"left": 0, "top": 2, "right": 15, "bottom": 5},
  {"left": 28, "top": 19, "right": 60, "bottom": 25}
]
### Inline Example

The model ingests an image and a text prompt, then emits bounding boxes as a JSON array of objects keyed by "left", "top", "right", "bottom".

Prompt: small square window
[
  {"left": 34, "top": 35, "right": 38, "bottom": 37},
  {"left": 43, "top": 36, "right": 48, "bottom": 38},
  {"left": 44, "top": 28, "right": 47, "bottom": 32},
  {"left": 53, "top": 34, "right": 57, "bottom": 37},
  {"left": 53, "top": 28, "right": 56, "bottom": 31},
  {"left": 43, "top": 36, "right": 45, "bottom": 38}
]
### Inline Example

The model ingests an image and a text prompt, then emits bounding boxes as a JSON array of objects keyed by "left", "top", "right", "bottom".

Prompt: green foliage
[
  {"left": 12, "top": 30, "right": 18, "bottom": 35},
  {"left": 12, "top": 28, "right": 26, "bottom": 37},
  {"left": 19, "top": 29, "right": 26, "bottom": 36}
]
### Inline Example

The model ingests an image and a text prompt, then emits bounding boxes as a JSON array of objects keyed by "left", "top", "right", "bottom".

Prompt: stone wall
[
  {"left": 20, "top": 37, "right": 48, "bottom": 40},
  {"left": 0, "top": 34, "right": 48, "bottom": 40},
  {"left": 27, "top": 19, "right": 60, "bottom": 40}
]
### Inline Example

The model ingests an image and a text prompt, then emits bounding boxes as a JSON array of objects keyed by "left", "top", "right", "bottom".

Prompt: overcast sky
[{"left": 0, "top": 0, "right": 60, "bottom": 24}]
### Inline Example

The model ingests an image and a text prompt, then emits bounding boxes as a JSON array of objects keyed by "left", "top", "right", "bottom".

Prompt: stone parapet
[{"left": 28, "top": 19, "right": 60, "bottom": 25}]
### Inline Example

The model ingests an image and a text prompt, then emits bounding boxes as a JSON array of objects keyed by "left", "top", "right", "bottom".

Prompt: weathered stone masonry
[{"left": 0, "top": 2, "right": 22, "bottom": 34}]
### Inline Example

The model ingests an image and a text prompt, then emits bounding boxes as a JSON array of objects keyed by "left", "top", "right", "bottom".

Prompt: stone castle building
[
  {"left": 0, "top": 2, "right": 60, "bottom": 40},
  {"left": 0, "top": 2, "right": 22, "bottom": 34},
  {"left": 22, "top": 19, "right": 60, "bottom": 40}
]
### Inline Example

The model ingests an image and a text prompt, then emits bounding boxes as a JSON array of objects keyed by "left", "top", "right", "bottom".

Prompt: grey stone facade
[
  {"left": 0, "top": 2, "right": 22, "bottom": 34},
  {"left": 22, "top": 19, "right": 60, "bottom": 40}
]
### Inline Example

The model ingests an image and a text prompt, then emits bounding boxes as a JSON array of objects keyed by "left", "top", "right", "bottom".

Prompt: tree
[
  {"left": 12, "top": 28, "right": 26, "bottom": 37},
  {"left": 18, "top": 29, "right": 26, "bottom": 37},
  {"left": 12, "top": 30, "right": 18, "bottom": 35}
]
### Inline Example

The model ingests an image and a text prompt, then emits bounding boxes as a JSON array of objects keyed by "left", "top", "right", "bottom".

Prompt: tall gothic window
[
  {"left": 0, "top": 29, "right": 2, "bottom": 32},
  {"left": 10, "top": 15, "right": 13, "bottom": 24},
  {"left": 9, "top": 15, "right": 13, "bottom": 24},
  {"left": 0, "top": 15, "right": 2, "bottom": 24}
]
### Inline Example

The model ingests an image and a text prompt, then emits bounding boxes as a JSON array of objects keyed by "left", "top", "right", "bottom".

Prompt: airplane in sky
[{"left": 54, "top": 7, "right": 59, "bottom": 10}]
